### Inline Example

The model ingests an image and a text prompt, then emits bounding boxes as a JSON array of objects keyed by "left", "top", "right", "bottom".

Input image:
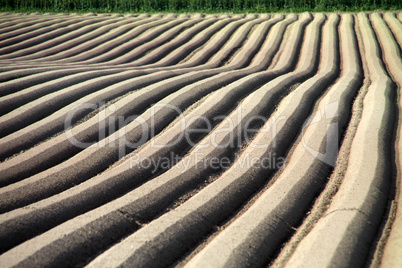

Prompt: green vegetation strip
[{"left": 1, "top": 0, "right": 401, "bottom": 14}]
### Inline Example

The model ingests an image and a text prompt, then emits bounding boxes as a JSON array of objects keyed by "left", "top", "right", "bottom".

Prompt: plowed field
[{"left": 0, "top": 11, "right": 401, "bottom": 267}]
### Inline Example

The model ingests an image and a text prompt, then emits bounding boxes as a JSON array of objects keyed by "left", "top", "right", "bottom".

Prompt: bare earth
[{"left": 0, "top": 11, "right": 401, "bottom": 267}]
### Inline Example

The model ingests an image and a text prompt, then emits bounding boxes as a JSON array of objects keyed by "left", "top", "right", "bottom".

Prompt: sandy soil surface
[{"left": 0, "top": 11, "right": 401, "bottom": 267}]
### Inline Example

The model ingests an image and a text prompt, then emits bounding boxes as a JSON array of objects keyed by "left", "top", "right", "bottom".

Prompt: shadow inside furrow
[
  {"left": 1, "top": 19, "right": 127, "bottom": 60},
  {"left": 78, "top": 17, "right": 193, "bottom": 64},
  {"left": 0, "top": 80, "right": 272, "bottom": 254},
  {"left": 113, "top": 19, "right": 220, "bottom": 65},
  {"left": 0, "top": 16, "right": 316, "bottom": 266},
  {"left": 34, "top": 15, "right": 156, "bottom": 61},
  {"left": 0, "top": 18, "right": 324, "bottom": 268},
  {"left": 0, "top": 71, "right": 155, "bottom": 139},
  {"left": 10, "top": 20, "right": 133, "bottom": 60},
  {"left": 0, "top": 17, "right": 304, "bottom": 251},
  {"left": 0, "top": 70, "right": 130, "bottom": 116},
  {"left": 0, "top": 15, "right": 286, "bottom": 182},
  {"left": 0, "top": 18, "right": 106, "bottom": 55},
  {"left": 76, "top": 14, "right": 340, "bottom": 268},
  {"left": 0, "top": 18, "right": 68, "bottom": 40}
]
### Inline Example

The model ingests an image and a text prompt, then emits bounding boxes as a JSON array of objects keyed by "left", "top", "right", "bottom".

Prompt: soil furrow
[
  {"left": 0, "top": 17, "right": 260, "bottom": 114},
  {"left": 107, "top": 17, "right": 225, "bottom": 65},
  {"left": 31, "top": 15, "right": 170, "bottom": 61},
  {"left": 184, "top": 14, "right": 363, "bottom": 268},
  {"left": 370, "top": 12, "right": 402, "bottom": 267},
  {"left": 0, "top": 17, "right": 75, "bottom": 40},
  {"left": 0, "top": 15, "right": 286, "bottom": 173},
  {"left": 283, "top": 12, "right": 396, "bottom": 267},
  {"left": 0, "top": 16, "right": 94, "bottom": 44},
  {"left": 82, "top": 14, "right": 332, "bottom": 268},
  {"left": 0, "top": 13, "right": 307, "bottom": 254},
  {"left": 11, "top": 18, "right": 143, "bottom": 60},
  {"left": 0, "top": 17, "right": 59, "bottom": 35},
  {"left": 0, "top": 18, "right": 127, "bottom": 59},
  {"left": 76, "top": 15, "right": 192, "bottom": 64},
  {"left": 0, "top": 11, "right": 399, "bottom": 268},
  {"left": 383, "top": 13, "right": 402, "bottom": 48},
  {"left": 47, "top": 14, "right": 175, "bottom": 62},
  {"left": 0, "top": 12, "right": 320, "bottom": 266},
  {"left": 0, "top": 13, "right": 175, "bottom": 66},
  {"left": 3, "top": 13, "right": 297, "bottom": 218},
  {"left": 0, "top": 16, "right": 257, "bottom": 87},
  {"left": 0, "top": 18, "right": 107, "bottom": 55}
]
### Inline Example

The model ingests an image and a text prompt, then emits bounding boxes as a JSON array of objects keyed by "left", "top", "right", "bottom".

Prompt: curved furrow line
[
  {"left": 0, "top": 16, "right": 260, "bottom": 112},
  {"left": 0, "top": 16, "right": 92, "bottom": 47},
  {"left": 0, "top": 15, "right": 260, "bottom": 83},
  {"left": 283, "top": 12, "right": 396, "bottom": 267},
  {"left": 0, "top": 14, "right": 307, "bottom": 255},
  {"left": 103, "top": 18, "right": 229, "bottom": 65},
  {"left": 145, "top": 15, "right": 270, "bottom": 68},
  {"left": 187, "top": 13, "right": 275, "bottom": 71},
  {"left": 8, "top": 18, "right": 145, "bottom": 61},
  {"left": 0, "top": 18, "right": 136, "bottom": 59},
  {"left": 0, "top": 14, "right": 75, "bottom": 32},
  {"left": 64, "top": 14, "right": 254, "bottom": 66},
  {"left": 149, "top": 14, "right": 264, "bottom": 69},
  {"left": 0, "top": 17, "right": 68, "bottom": 39},
  {"left": 0, "top": 12, "right": 293, "bottom": 209},
  {"left": 0, "top": 12, "right": 397, "bottom": 268},
  {"left": 64, "top": 16, "right": 232, "bottom": 69},
  {"left": 0, "top": 68, "right": 128, "bottom": 96},
  {"left": 80, "top": 13, "right": 334, "bottom": 268},
  {"left": 0, "top": 60, "right": 109, "bottom": 82},
  {"left": 70, "top": 15, "right": 196, "bottom": 64},
  {"left": 0, "top": 70, "right": 182, "bottom": 156},
  {"left": 15, "top": 15, "right": 199, "bottom": 62},
  {"left": 271, "top": 14, "right": 372, "bottom": 268},
  {"left": 223, "top": 15, "right": 287, "bottom": 70},
  {"left": 0, "top": 69, "right": 164, "bottom": 138},
  {"left": 20, "top": 14, "right": 158, "bottom": 61},
  {"left": 174, "top": 13, "right": 284, "bottom": 73},
  {"left": 370, "top": 12, "right": 402, "bottom": 267},
  {"left": 177, "top": 15, "right": 268, "bottom": 68},
  {"left": 0, "top": 12, "right": 320, "bottom": 265},
  {"left": 0, "top": 14, "right": 247, "bottom": 81},
  {"left": 185, "top": 14, "right": 363, "bottom": 268},
  {"left": 0, "top": 15, "right": 177, "bottom": 82},
  {"left": 0, "top": 16, "right": 45, "bottom": 30},
  {"left": 0, "top": 13, "right": 88, "bottom": 25},
  {"left": 0, "top": 16, "right": 236, "bottom": 68},
  {"left": 110, "top": 15, "right": 248, "bottom": 66},
  {"left": 0, "top": 14, "right": 292, "bottom": 203},
  {"left": 0, "top": 13, "right": 168, "bottom": 59},
  {"left": 0, "top": 69, "right": 150, "bottom": 116},
  {"left": 0, "top": 20, "right": 203, "bottom": 96},
  {"left": 0, "top": 16, "right": 213, "bottom": 130},
  {"left": 0, "top": 15, "right": 285, "bottom": 163},
  {"left": 102, "top": 17, "right": 229, "bottom": 65},
  {"left": 383, "top": 13, "right": 402, "bottom": 49},
  {"left": 0, "top": 17, "right": 106, "bottom": 55},
  {"left": 33, "top": 14, "right": 190, "bottom": 64}
]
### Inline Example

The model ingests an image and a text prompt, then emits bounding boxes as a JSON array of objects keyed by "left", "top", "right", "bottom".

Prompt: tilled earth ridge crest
[{"left": 0, "top": 11, "right": 401, "bottom": 268}]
